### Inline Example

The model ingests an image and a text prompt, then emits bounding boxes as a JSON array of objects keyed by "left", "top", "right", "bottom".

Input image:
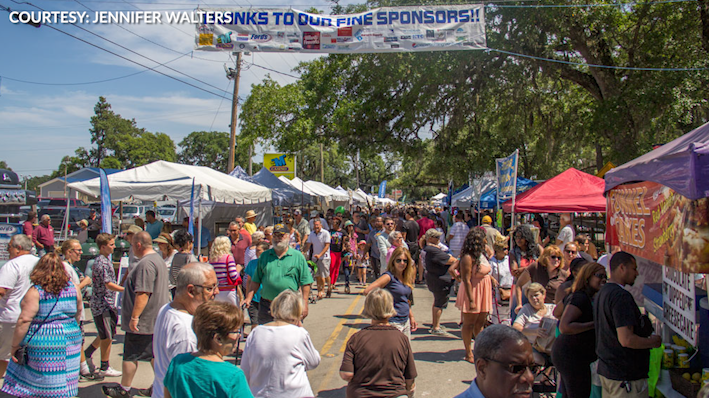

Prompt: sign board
[
  {"left": 378, "top": 181, "right": 387, "bottom": 199},
  {"left": 194, "top": 5, "right": 486, "bottom": 54},
  {"left": 263, "top": 153, "right": 296, "bottom": 179},
  {"left": 662, "top": 267, "right": 696, "bottom": 346},
  {"left": 606, "top": 181, "right": 709, "bottom": 273},
  {"left": 0, "top": 224, "right": 20, "bottom": 263}
]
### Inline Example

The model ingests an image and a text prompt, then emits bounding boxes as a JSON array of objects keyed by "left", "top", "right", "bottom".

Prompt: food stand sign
[
  {"left": 606, "top": 181, "right": 709, "bottom": 274},
  {"left": 662, "top": 267, "right": 696, "bottom": 345}
]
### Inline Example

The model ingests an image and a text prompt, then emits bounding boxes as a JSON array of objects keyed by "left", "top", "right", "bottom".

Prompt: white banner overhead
[{"left": 194, "top": 5, "right": 486, "bottom": 53}]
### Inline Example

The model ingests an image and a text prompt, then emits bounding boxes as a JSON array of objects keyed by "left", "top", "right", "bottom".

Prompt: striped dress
[
  {"left": 2, "top": 282, "right": 81, "bottom": 398},
  {"left": 210, "top": 254, "right": 240, "bottom": 306}
]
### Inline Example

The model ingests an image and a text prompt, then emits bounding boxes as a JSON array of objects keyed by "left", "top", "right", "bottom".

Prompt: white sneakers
[{"left": 98, "top": 367, "right": 123, "bottom": 377}]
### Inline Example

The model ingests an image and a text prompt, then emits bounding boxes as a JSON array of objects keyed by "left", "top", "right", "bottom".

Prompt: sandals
[
  {"left": 326, "top": 288, "right": 332, "bottom": 298},
  {"left": 345, "top": 286, "right": 350, "bottom": 294}
]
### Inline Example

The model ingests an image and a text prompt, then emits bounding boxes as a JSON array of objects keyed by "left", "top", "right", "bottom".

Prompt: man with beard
[
  {"left": 594, "top": 252, "right": 661, "bottom": 398},
  {"left": 244, "top": 226, "right": 313, "bottom": 324},
  {"left": 454, "top": 325, "right": 535, "bottom": 398}
]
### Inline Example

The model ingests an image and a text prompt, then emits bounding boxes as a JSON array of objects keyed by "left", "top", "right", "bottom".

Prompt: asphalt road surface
[{"left": 1, "top": 280, "right": 480, "bottom": 398}]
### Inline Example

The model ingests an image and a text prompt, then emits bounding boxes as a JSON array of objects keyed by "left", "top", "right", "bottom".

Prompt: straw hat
[
  {"left": 245, "top": 210, "right": 258, "bottom": 219},
  {"left": 126, "top": 225, "right": 143, "bottom": 234},
  {"left": 153, "top": 235, "right": 169, "bottom": 245}
]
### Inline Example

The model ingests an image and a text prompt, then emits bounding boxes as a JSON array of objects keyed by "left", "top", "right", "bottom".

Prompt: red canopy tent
[{"left": 502, "top": 168, "right": 606, "bottom": 213}]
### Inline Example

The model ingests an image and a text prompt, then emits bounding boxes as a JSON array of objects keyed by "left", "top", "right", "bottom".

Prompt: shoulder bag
[{"left": 15, "top": 294, "right": 60, "bottom": 366}]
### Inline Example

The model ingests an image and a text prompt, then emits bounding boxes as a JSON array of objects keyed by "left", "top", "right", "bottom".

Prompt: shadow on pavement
[
  {"left": 333, "top": 314, "right": 364, "bottom": 320},
  {"left": 414, "top": 348, "right": 467, "bottom": 363},
  {"left": 317, "top": 385, "right": 347, "bottom": 397}
]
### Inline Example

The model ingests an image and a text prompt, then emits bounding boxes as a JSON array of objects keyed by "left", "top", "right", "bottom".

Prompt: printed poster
[{"left": 263, "top": 153, "right": 296, "bottom": 178}]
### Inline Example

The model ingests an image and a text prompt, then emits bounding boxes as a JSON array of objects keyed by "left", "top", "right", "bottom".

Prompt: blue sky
[{"left": 0, "top": 0, "right": 350, "bottom": 178}]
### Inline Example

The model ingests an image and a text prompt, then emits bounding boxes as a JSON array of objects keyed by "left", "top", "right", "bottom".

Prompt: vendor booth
[
  {"left": 604, "top": 121, "right": 709, "bottom": 398},
  {"left": 237, "top": 166, "right": 314, "bottom": 207},
  {"left": 478, "top": 177, "right": 538, "bottom": 209}
]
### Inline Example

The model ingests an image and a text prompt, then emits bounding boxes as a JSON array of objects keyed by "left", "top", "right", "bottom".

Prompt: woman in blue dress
[{"left": 3, "top": 252, "right": 83, "bottom": 398}]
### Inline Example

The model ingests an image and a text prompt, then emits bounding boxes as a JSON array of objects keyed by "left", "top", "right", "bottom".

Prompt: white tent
[
  {"left": 451, "top": 179, "right": 496, "bottom": 207},
  {"left": 69, "top": 160, "right": 271, "bottom": 203},
  {"left": 431, "top": 193, "right": 447, "bottom": 201},
  {"left": 305, "top": 180, "right": 350, "bottom": 203},
  {"left": 377, "top": 197, "right": 397, "bottom": 205},
  {"left": 350, "top": 189, "right": 371, "bottom": 206},
  {"left": 279, "top": 176, "right": 325, "bottom": 201}
]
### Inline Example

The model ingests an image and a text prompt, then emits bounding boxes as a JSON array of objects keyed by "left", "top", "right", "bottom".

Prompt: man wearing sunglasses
[
  {"left": 454, "top": 324, "right": 535, "bottom": 398},
  {"left": 148, "top": 263, "right": 218, "bottom": 398}
]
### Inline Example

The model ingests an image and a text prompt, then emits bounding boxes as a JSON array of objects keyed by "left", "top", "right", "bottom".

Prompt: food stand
[{"left": 605, "top": 121, "right": 709, "bottom": 397}]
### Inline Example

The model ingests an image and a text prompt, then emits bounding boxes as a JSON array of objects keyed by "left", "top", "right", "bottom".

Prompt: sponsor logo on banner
[
  {"left": 412, "top": 34, "right": 424, "bottom": 39},
  {"left": 287, "top": 32, "right": 299, "bottom": 37},
  {"left": 390, "top": 44, "right": 400, "bottom": 48},
  {"left": 337, "top": 37, "right": 352, "bottom": 43},
  {"left": 303, "top": 31, "right": 320, "bottom": 49},
  {"left": 322, "top": 33, "right": 333, "bottom": 38},
  {"left": 456, "top": 36, "right": 467, "bottom": 41},
  {"left": 198, "top": 33, "right": 214, "bottom": 45},
  {"left": 412, "top": 42, "right": 430, "bottom": 48},
  {"left": 251, "top": 34, "right": 272, "bottom": 42},
  {"left": 237, "top": 37, "right": 249, "bottom": 42},
  {"left": 384, "top": 36, "right": 398, "bottom": 42},
  {"left": 400, "top": 35, "right": 411, "bottom": 40},
  {"left": 426, "top": 30, "right": 435, "bottom": 38},
  {"left": 276, "top": 31, "right": 285, "bottom": 38},
  {"left": 289, "top": 38, "right": 300, "bottom": 43},
  {"left": 338, "top": 26, "right": 352, "bottom": 36},
  {"left": 216, "top": 32, "right": 233, "bottom": 48},
  {"left": 264, "top": 153, "right": 296, "bottom": 178},
  {"left": 239, "top": 43, "right": 246, "bottom": 49},
  {"left": 354, "top": 29, "right": 364, "bottom": 41},
  {"left": 322, "top": 44, "right": 336, "bottom": 49},
  {"left": 237, "top": 32, "right": 249, "bottom": 37}
]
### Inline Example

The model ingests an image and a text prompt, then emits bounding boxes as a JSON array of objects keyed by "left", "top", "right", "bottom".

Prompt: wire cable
[{"left": 0, "top": 52, "right": 190, "bottom": 85}]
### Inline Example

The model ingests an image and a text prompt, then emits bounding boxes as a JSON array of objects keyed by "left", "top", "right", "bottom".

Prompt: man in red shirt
[
  {"left": 22, "top": 211, "right": 35, "bottom": 237},
  {"left": 227, "top": 221, "right": 251, "bottom": 267},
  {"left": 416, "top": 209, "right": 435, "bottom": 241},
  {"left": 32, "top": 214, "right": 54, "bottom": 255}
]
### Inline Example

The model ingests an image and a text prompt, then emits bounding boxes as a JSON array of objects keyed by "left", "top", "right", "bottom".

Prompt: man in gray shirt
[{"left": 103, "top": 231, "right": 169, "bottom": 398}]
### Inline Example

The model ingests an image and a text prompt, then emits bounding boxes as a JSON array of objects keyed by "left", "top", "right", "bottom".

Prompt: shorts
[
  {"left": 426, "top": 277, "right": 452, "bottom": 309},
  {"left": 314, "top": 257, "right": 331, "bottom": 279},
  {"left": 391, "top": 319, "right": 411, "bottom": 340},
  {"left": 123, "top": 332, "right": 154, "bottom": 362},
  {"left": 0, "top": 322, "right": 15, "bottom": 361},
  {"left": 599, "top": 375, "right": 648, "bottom": 398},
  {"left": 94, "top": 309, "right": 118, "bottom": 340},
  {"left": 258, "top": 299, "right": 273, "bottom": 325}
]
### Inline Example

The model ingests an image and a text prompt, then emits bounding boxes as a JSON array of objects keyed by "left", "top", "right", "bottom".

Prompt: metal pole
[
  {"left": 63, "top": 165, "right": 70, "bottom": 240},
  {"left": 320, "top": 143, "right": 324, "bottom": 183},
  {"left": 248, "top": 144, "right": 253, "bottom": 175},
  {"left": 197, "top": 198, "right": 203, "bottom": 259},
  {"left": 227, "top": 52, "right": 242, "bottom": 174}
]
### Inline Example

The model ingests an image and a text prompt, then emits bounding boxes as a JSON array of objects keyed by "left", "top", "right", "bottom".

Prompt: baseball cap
[
  {"left": 482, "top": 215, "right": 492, "bottom": 224},
  {"left": 425, "top": 229, "right": 443, "bottom": 239},
  {"left": 293, "top": 209, "right": 302, "bottom": 216},
  {"left": 310, "top": 210, "right": 319, "bottom": 218},
  {"left": 272, "top": 224, "right": 290, "bottom": 236}
]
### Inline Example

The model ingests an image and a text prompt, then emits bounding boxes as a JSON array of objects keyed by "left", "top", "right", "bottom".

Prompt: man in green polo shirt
[{"left": 243, "top": 225, "right": 313, "bottom": 324}]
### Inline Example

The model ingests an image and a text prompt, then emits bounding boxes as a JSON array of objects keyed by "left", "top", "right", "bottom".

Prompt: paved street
[{"left": 2, "top": 281, "right": 478, "bottom": 398}]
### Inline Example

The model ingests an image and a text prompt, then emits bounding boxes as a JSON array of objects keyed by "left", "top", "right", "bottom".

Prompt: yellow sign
[
  {"left": 596, "top": 161, "right": 616, "bottom": 178},
  {"left": 263, "top": 153, "right": 296, "bottom": 178}
]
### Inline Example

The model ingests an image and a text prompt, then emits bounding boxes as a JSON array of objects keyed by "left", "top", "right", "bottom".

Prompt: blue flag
[
  {"left": 378, "top": 180, "right": 387, "bottom": 199},
  {"left": 188, "top": 178, "right": 195, "bottom": 236},
  {"left": 446, "top": 180, "right": 453, "bottom": 206},
  {"left": 99, "top": 169, "right": 112, "bottom": 233}
]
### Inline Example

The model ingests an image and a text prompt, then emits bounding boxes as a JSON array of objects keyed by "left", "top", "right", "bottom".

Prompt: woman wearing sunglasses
[
  {"left": 364, "top": 247, "right": 417, "bottom": 339},
  {"left": 163, "top": 300, "right": 252, "bottom": 398},
  {"left": 514, "top": 245, "right": 569, "bottom": 315},
  {"left": 552, "top": 262, "right": 607, "bottom": 398}
]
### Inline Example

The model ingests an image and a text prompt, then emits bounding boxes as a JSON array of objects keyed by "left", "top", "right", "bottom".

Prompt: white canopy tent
[
  {"left": 278, "top": 176, "right": 327, "bottom": 205},
  {"left": 451, "top": 179, "right": 496, "bottom": 208},
  {"left": 431, "top": 192, "right": 447, "bottom": 201},
  {"left": 305, "top": 180, "right": 350, "bottom": 202},
  {"left": 69, "top": 160, "right": 271, "bottom": 203}
]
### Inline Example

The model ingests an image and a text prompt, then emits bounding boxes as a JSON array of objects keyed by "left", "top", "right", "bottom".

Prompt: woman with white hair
[
  {"left": 241, "top": 290, "right": 321, "bottom": 398},
  {"left": 385, "top": 230, "right": 407, "bottom": 264},
  {"left": 209, "top": 236, "right": 241, "bottom": 306}
]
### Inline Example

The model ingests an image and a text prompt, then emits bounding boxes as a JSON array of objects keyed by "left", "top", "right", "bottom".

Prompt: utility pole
[
  {"left": 320, "top": 143, "right": 324, "bottom": 182},
  {"left": 248, "top": 144, "right": 253, "bottom": 175},
  {"left": 227, "top": 52, "right": 242, "bottom": 174}
]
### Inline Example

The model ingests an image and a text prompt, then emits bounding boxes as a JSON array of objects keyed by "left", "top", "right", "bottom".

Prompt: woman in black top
[{"left": 551, "top": 262, "right": 607, "bottom": 398}]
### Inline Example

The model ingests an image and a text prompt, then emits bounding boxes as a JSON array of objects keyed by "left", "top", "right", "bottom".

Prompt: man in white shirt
[
  {"left": 305, "top": 220, "right": 331, "bottom": 299},
  {"left": 0, "top": 234, "right": 38, "bottom": 378},
  {"left": 447, "top": 212, "right": 470, "bottom": 258},
  {"left": 555, "top": 213, "right": 575, "bottom": 251},
  {"left": 151, "top": 262, "right": 218, "bottom": 398},
  {"left": 376, "top": 218, "right": 397, "bottom": 273}
]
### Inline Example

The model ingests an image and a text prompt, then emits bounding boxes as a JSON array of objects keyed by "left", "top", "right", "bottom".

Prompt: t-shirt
[
  {"left": 553, "top": 291, "right": 596, "bottom": 363},
  {"left": 121, "top": 252, "right": 170, "bottom": 335},
  {"left": 422, "top": 245, "right": 452, "bottom": 279},
  {"left": 22, "top": 221, "right": 33, "bottom": 237},
  {"left": 330, "top": 229, "right": 344, "bottom": 253},
  {"left": 152, "top": 304, "right": 198, "bottom": 398},
  {"left": 241, "top": 324, "right": 320, "bottom": 398},
  {"left": 513, "top": 303, "right": 557, "bottom": 353},
  {"left": 145, "top": 220, "right": 163, "bottom": 239},
  {"left": 170, "top": 252, "right": 197, "bottom": 288},
  {"left": 524, "top": 262, "right": 569, "bottom": 303},
  {"left": 490, "top": 255, "right": 513, "bottom": 288},
  {"left": 367, "top": 230, "right": 383, "bottom": 259},
  {"left": 340, "top": 324, "right": 417, "bottom": 398},
  {"left": 244, "top": 222, "right": 257, "bottom": 235},
  {"left": 295, "top": 219, "right": 311, "bottom": 244},
  {"left": 594, "top": 283, "right": 649, "bottom": 381},
  {"left": 253, "top": 248, "right": 314, "bottom": 301},
  {"left": 482, "top": 224, "right": 502, "bottom": 251},
  {"left": 402, "top": 220, "right": 419, "bottom": 245},
  {"left": 164, "top": 353, "right": 254, "bottom": 398},
  {"left": 447, "top": 222, "right": 470, "bottom": 255},
  {"left": 557, "top": 225, "right": 575, "bottom": 251},
  {"left": 307, "top": 230, "right": 331, "bottom": 260},
  {"left": 244, "top": 259, "right": 262, "bottom": 302},
  {"left": 384, "top": 271, "right": 412, "bottom": 323},
  {"left": 91, "top": 254, "right": 118, "bottom": 316},
  {"left": 354, "top": 219, "right": 369, "bottom": 242},
  {"left": 231, "top": 232, "right": 252, "bottom": 266},
  {"left": 416, "top": 218, "right": 435, "bottom": 239},
  {"left": 0, "top": 254, "right": 38, "bottom": 323}
]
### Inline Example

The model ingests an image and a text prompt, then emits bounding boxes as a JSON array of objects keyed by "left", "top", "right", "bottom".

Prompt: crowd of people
[{"left": 0, "top": 203, "right": 694, "bottom": 398}]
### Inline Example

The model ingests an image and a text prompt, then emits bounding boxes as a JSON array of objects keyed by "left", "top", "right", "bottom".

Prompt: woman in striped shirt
[{"left": 209, "top": 236, "right": 242, "bottom": 306}]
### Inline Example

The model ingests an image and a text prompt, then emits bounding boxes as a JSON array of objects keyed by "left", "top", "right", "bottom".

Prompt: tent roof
[
  {"left": 249, "top": 167, "right": 313, "bottom": 206},
  {"left": 279, "top": 176, "right": 323, "bottom": 198},
  {"left": 452, "top": 179, "right": 496, "bottom": 207},
  {"left": 68, "top": 160, "right": 271, "bottom": 203},
  {"left": 604, "top": 121, "right": 709, "bottom": 200},
  {"left": 431, "top": 193, "right": 447, "bottom": 200},
  {"left": 228, "top": 165, "right": 253, "bottom": 182},
  {"left": 304, "top": 180, "right": 350, "bottom": 202},
  {"left": 502, "top": 168, "right": 606, "bottom": 213},
  {"left": 479, "top": 178, "right": 538, "bottom": 209}
]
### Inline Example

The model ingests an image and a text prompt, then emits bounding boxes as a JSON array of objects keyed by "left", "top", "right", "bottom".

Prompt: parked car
[
  {"left": 37, "top": 197, "right": 88, "bottom": 208},
  {"left": 39, "top": 207, "right": 93, "bottom": 233},
  {"left": 157, "top": 206, "right": 176, "bottom": 223},
  {"left": 115, "top": 204, "right": 147, "bottom": 220}
]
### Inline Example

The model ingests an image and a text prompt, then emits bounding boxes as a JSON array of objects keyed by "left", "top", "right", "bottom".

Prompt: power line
[
  {"left": 248, "top": 62, "right": 301, "bottom": 79},
  {"left": 488, "top": 48, "right": 709, "bottom": 71},
  {"left": 0, "top": 52, "right": 190, "bottom": 86}
]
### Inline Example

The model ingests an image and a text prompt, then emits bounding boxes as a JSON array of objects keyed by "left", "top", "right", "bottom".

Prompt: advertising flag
[
  {"left": 99, "top": 169, "right": 112, "bottom": 233},
  {"left": 495, "top": 150, "right": 519, "bottom": 202},
  {"left": 188, "top": 178, "right": 195, "bottom": 237},
  {"left": 378, "top": 180, "right": 387, "bottom": 199}
]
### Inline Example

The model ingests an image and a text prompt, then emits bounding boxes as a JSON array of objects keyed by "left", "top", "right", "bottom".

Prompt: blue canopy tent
[
  {"left": 478, "top": 178, "right": 538, "bottom": 209},
  {"left": 229, "top": 166, "right": 254, "bottom": 182},
  {"left": 234, "top": 167, "right": 314, "bottom": 207}
]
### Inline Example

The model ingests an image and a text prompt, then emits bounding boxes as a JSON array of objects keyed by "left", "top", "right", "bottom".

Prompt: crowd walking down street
[{"left": 0, "top": 203, "right": 705, "bottom": 398}]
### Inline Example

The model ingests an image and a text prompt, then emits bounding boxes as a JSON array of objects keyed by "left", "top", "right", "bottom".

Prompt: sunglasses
[
  {"left": 395, "top": 258, "right": 407, "bottom": 264},
  {"left": 193, "top": 284, "right": 218, "bottom": 293},
  {"left": 565, "top": 250, "right": 577, "bottom": 254},
  {"left": 385, "top": 223, "right": 395, "bottom": 226},
  {"left": 594, "top": 272, "right": 608, "bottom": 279},
  {"left": 550, "top": 256, "right": 561, "bottom": 260},
  {"left": 484, "top": 357, "right": 540, "bottom": 375}
]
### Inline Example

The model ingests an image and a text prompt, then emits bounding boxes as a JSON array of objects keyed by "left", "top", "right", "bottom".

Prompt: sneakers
[
  {"left": 429, "top": 327, "right": 453, "bottom": 337},
  {"left": 98, "top": 366, "right": 122, "bottom": 377},
  {"left": 135, "top": 386, "right": 153, "bottom": 397},
  {"left": 79, "top": 372, "right": 104, "bottom": 382},
  {"left": 102, "top": 385, "right": 130, "bottom": 398}
]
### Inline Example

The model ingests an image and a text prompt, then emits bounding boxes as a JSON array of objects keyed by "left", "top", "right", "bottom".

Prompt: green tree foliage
[
  {"left": 178, "top": 131, "right": 231, "bottom": 172},
  {"left": 0, "top": 161, "right": 11, "bottom": 170}
]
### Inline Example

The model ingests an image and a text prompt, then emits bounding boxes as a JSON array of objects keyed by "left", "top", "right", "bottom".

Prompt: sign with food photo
[{"left": 606, "top": 181, "right": 709, "bottom": 273}]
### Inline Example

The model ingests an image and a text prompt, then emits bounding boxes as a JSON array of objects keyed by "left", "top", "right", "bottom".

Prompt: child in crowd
[
  {"left": 489, "top": 236, "right": 513, "bottom": 325},
  {"left": 356, "top": 240, "right": 369, "bottom": 285}
]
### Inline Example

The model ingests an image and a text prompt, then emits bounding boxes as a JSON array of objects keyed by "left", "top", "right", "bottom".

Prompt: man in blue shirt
[
  {"left": 144, "top": 210, "right": 163, "bottom": 240},
  {"left": 196, "top": 217, "right": 211, "bottom": 257},
  {"left": 454, "top": 325, "right": 535, "bottom": 398}
]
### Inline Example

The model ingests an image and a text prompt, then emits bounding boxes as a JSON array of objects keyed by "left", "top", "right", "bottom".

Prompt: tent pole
[{"left": 197, "top": 199, "right": 203, "bottom": 259}]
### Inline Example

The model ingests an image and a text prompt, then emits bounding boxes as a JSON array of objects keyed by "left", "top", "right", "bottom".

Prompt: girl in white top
[{"left": 241, "top": 289, "right": 321, "bottom": 398}]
